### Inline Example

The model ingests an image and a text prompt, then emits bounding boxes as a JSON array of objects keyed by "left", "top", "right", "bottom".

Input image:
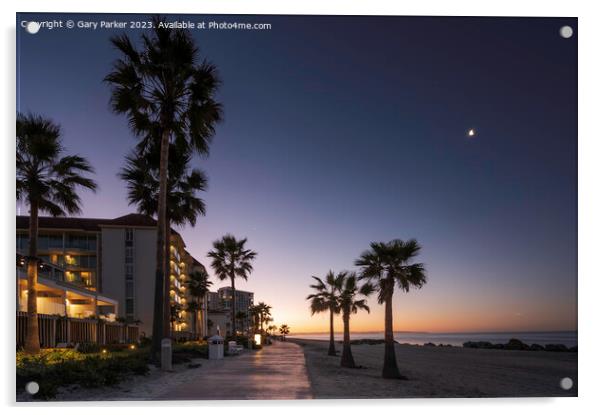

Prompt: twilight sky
[{"left": 16, "top": 13, "right": 577, "bottom": 333}]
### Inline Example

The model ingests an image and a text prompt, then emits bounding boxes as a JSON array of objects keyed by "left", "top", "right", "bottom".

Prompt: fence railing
[{"left": 16, "top": 311, "right": 140, "bottom": 349}]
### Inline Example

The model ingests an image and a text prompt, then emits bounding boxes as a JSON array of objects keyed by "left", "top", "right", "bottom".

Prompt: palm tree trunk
[
  {"left": 230, "top": 275, "right": 236, "bottom": 336},
  {"left": 24, "top": 199, "right": 40, "bottom": 354},
  {"left": 382, "top": 286, "right": 402, "bottom": 379},
  {"left": 163, "top": 218, "right": 171, "bottom": 338},
  {"left": 328, "top": 307, "right": 336, "bottom": 356},
  {"left": 340, "top": 310, "right": 355, "bottom": 368},
  {"left": 151, "top": 129, "right": 170, "bottom": 360}
]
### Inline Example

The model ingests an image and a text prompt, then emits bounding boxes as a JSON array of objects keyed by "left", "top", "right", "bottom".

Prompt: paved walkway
[{"left": 160, "top": 340, "right": 313, "bottom": 400}]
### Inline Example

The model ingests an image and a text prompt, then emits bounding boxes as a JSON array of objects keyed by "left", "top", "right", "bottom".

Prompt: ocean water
[{"left": 289, "top": 331, "right": 577, "bottom": 347}]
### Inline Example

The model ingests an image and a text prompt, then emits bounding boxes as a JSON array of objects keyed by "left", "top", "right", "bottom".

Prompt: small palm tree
[
  {"left": 249, "top": 304, "right": 261, "bottom": 334},
  {"left": 186, "top": 266, "right": 212, "bottom": 338},
  {"left": 267, "top": 324, "right": 278, "bottom": 336},
  {"left": 256, "top": 302, "right": 272, "bottom": 336},
  {"left": 279, "top": 324, "right": 290, "bottom": 341},
  {"left": 16, "top": 113, "right": 97, "bottom": 354},
  {"left": 338, "top": 272, "right": 373, "bottom": 368},
  {"left": 306, "top": 271, "right": 345, "bottom": 356},
  {"left": 106, "top": 16, "right": 222, "bottom": 358},
  {"left": 355, "top": 239, "right": 427, "bottom": 379},
  {"left": 207, "top": 235, "right": 257, "bottom": 335}
]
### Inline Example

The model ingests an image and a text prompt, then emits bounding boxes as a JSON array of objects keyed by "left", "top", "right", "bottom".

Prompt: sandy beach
[{"left": 292, "top": 339, "right": 578, "bottom": 398}]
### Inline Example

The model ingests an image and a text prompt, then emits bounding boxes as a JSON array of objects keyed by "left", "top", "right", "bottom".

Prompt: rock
[
  {"left": 463, "top": 341, "right": 494, "bottom": 349},
  {"left": 504, "top": 338, "right": 529, "bottom": 350},
  {"left": 529, "top": 343, "right": 544, "bottom": 351},
  {"left": 423, "top": 342, "right": 436, "bottom": 347},
  {"left": 544, "top": 344, "right": 568, "bottom": 352}
]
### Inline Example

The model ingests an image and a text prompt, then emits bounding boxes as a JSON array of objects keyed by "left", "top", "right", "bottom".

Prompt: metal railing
[{"left": 16, "top": 311, "right": 140, "bottom": 349}]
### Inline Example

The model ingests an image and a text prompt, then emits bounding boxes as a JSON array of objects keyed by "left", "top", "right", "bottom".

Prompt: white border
[{"left": 2, "top": 1, "right": 601, "bottom": 414}]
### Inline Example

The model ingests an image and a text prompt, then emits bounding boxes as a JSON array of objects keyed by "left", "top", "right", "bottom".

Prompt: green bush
[
  {"left": 16, "top": 348, "right": 150, "bottom": 400},
  {"left": 173, "top": 341, "right": 208, "bottom": 359},
  {"left": 76, "top": 343, "right": 102, "bottom": 354}
]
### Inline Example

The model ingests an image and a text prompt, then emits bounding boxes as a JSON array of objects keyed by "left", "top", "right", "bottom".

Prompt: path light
[
  {"left": 467, "top": 128, "right": 476, "bottom": 137},
  {"left": 102, "top": 349, "right": 107, "bottom": 354},
  {"left": 129, "top": 344, "right": 136, "bottom": 350}
]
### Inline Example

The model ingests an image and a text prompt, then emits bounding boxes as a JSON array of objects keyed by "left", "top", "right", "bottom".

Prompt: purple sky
[{"left": 17, "top": 13, "right": 577, "bottom": 333}]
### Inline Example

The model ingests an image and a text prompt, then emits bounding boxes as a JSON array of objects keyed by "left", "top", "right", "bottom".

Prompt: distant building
[
  {"left": 16, "top": 214, "right": 207, "bottom": 339},
  {"left": 206, "top": 286, "right": 254, "bottom": 336}
]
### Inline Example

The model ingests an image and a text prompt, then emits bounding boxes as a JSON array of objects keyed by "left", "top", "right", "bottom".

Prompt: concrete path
[{"left": 160, "top": 340, "right": 313, "bottom": 400}]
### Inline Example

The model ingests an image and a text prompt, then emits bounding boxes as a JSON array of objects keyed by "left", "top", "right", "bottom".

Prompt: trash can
[{"left": 208, "top": 335, "right": 224, "bottom": 360}]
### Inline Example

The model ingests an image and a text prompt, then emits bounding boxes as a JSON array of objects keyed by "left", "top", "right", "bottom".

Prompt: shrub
[
  {"left": 16, "top": 348, "right": 150, "bottom": 400},
  {"left": 76, "top": 343, "right": 102, "bottom": 354},
  {"left": 173, "top": 341, "right": 208, "bottom": 359}
]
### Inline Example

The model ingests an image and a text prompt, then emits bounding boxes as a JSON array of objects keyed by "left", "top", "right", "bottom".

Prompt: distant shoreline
[{"left": 289, "top": 330, "right": 577, "bottom": 347}]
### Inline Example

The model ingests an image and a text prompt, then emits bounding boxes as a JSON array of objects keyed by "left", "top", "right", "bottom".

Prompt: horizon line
[{"left": 289, "top": 329, "right": 578, "bottom": 335}]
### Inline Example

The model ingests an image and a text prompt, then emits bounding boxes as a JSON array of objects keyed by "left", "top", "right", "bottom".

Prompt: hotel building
[
  {"left": 206, "top": 286, "right": 254, "bottom": 336},
  {"left": 16, "top": 214, "right": 207, "bottom": 338}
]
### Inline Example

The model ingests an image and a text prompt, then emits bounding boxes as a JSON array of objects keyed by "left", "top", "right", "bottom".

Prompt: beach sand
[{"left": 292, "top": 339, "right": 577, "bottom": 398}]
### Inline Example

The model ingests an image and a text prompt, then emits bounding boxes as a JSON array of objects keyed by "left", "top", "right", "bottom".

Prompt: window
[
  {"left": 125, "top": 264, "right": 133, "bottom": 280},
  {"left": 125, "top": 247, "right": 133, "bottom": 263},
  {"left": 125, "top": 228, "right": 135, "bottom": 319},
  {"left": 125, "top": 228, "right": 134, "bottom": 246},
  {"left": 126, "top": 281, "right": 134, "bottom": 297},
  {"left": 49, "top": 235, "right": 63, "bottom": 249},
  {"left": 125, "top": 299, "right": 134, "bottom": 314},
  {"left": 16, "top": 234, "right": 29, "bottom": 251}
]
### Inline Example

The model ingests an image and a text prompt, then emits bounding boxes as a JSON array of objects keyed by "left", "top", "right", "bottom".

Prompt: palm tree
[
  {"left": 119, "top": 140, "right": 208, "bottom": 345},
  {"left": 106, "top": 16, "right": 222, "bottom": 358},
  {"left": 186, "top": 266, "right": 212, "bottom": 338},
  {"left": 355, "top": 239, "right": 427, "bottom": 379},
  {"left": 249, "top": 304, "right": 262, "bottom": 334},
  {"left": 256, "top": 302, "right": 272, "bottom": 335},
  {"left": 279, "top": 324, "right": 290, "bottom": 341},
  {"left": 267, "top": 324, "right": 278, "bottom": 336},
  {"left": 338, "top": 272, "right": 373, "bottom": 368},
  {"left": 16, "top": 113, "right": 97, "bottom": 354},
  {"left": 306, "top": 271, "right": 345, "bottom": 356},
  {"left": 207, "top": 235, "right": 257, "bottom": 336}
]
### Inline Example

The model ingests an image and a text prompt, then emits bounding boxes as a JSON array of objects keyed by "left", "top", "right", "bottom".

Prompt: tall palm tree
[
  {"left": 127, "top": 145, "right": 205, "bottom": 341},
  {"left": 186, "top": 266, "right": 212, "bottom": 338},
  {"left": 338, "top": 272, "right": 373, "bottom": 368},
  {"left": 279, "top": 324, "right": 290, "bottom": 341},
  {"left": 106, "top": 16, "right": 222, "bottom": 358},
  {"left": 16, "top": 113, "right": 97, "bottom": 354},
  {"left": 355, "top": 239, "right": 427, "bottom": 379},
  {"left": 207, "top": 235, "right": 257, "bottom": 336},
  {"left": 306, "top": 270, "right": 345, "bottom": 356},
  {"left": 120, "top": 140, "right": 208, "bottom": 341}
]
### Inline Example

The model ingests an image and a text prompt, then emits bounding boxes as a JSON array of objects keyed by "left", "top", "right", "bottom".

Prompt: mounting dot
[
  {"left": 560, "top": 377, "right": 573, "bottom": 390},
  {"left": 25, "top": 21, "right": 40, "bottom": 34},
  {"left": 25, "top": 381, "right": 39, "bottom": 395},
  {"left": 559, "top": 26, "right": 573, "bottom": 39}
]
